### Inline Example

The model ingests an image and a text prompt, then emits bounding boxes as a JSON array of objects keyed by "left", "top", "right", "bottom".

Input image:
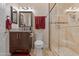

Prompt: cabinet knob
[{"left": 30, "top": 33, "right": 33, "bottom": 37}]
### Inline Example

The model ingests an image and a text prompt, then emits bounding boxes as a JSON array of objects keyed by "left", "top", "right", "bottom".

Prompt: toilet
[{"left": 34, "top": 30, "right": 44, "bottom": 56}]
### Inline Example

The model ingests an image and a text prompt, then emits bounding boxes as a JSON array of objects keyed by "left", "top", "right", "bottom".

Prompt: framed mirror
[
  {"left": 19, "top": 11, "right": 33, "bottom": 30},
  {"left": 11, "top": 6, "right": 17, "bottom": 24}
]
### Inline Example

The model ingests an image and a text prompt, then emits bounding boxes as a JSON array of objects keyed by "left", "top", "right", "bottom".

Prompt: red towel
[
  {"left": 6, "top": 19, "right": 12, "bottom": 30},
  {"left": 35, "top": 16, "right": 46, "bottom": 29}
]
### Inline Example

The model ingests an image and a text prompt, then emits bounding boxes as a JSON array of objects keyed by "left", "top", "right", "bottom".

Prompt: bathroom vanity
[{"left": 9, "top": 29, "right": 32, "bottom": 54}]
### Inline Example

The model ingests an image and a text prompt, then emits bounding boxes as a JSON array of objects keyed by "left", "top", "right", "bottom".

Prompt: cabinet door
[
  {"left": 19, "top": 32, "right": 31, "bottom": 52},
  {"left": 10, "top": 32, "right": 19, "bottom": 53}
]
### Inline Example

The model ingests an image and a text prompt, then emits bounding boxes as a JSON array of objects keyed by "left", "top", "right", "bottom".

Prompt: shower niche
[{"left": 67, "top": 12, "right": 79, "bottom": 26}]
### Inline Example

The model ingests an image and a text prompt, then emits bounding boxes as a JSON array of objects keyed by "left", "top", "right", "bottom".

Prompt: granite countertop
[{"left": 10, "top": 28, "right": 32, "bottom": 32}]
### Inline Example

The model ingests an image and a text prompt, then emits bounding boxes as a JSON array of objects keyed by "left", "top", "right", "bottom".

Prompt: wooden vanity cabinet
[{"left": 9, "top": 32, "right": 32, "bottom": 54}]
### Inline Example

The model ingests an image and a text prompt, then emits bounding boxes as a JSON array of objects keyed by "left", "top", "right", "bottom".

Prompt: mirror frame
[
  {"left": 11, "top": 6, "right": 17, "bottom": 24},
  {"left": 19, "top": 11, "right": 33, "bottom": 30}
]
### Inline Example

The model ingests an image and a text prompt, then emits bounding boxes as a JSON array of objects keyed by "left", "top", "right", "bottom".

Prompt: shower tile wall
[{"left": 50, "top": 3, "right": 79, "bottom": 55}]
